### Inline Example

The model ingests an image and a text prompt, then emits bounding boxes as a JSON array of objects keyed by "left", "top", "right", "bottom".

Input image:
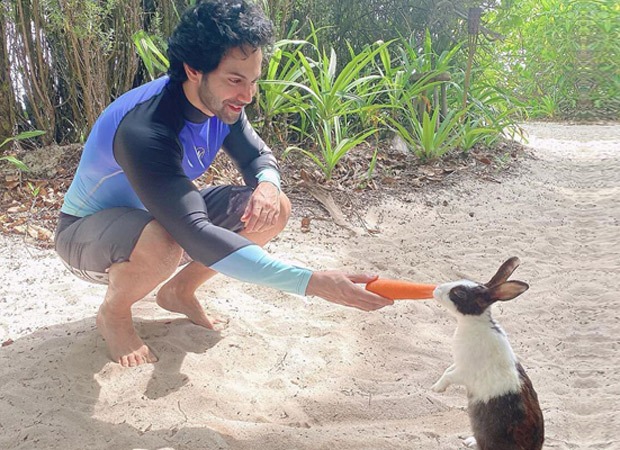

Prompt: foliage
[
  {"left": 375, "top": 30, "right": 520, "bottom": 160},
  {"left": 132, "top": 30, "right": 170, "bottom": 80},
  {"left": 3, "top": 0, "right": 600, "bottom": 188},
  {"left": 372, "top": 33, "right": 458, "bottom": 121},
  {"left": 375, "top": 31, "right": 465, "bottom": 160},
  {"left": 458, "top": 119, "right": 498, "bottom": 152},
  {"left": 284, "top": 120, "right": 378, "bottom": 180},
  {"left": 256, "top": 38, "right": 311, "bottom": 140},
  {"left": 1, "top": 0, "right": 195, "bottom": 144},
  {"left": 5, "top": 0, "right": 144, "bottom": 142},
  {"left": 0, "top": 130, "right": 46, "bottom": 172},
  {"left": 266, "top": 28, "right": 390, "bottom": 179},
  {"left": 263, "top": 24, "right": 524, "bottom": 175},
  {"left": 282, "top": 0, "right": 472, "bottom": 69},
  {"left": 485, "top": 0, "right": 618, "bottom": 120},
  {"left": 388, "top": 107, "right": 465, "bottom": 161},
  {"left": 456, "top": 82, "right": 525, "bottom": 145}
]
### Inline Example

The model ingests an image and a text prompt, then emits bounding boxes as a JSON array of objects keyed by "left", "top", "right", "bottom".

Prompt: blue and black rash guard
[{"left": 61, "top": 76, "right": 312, "bottom": 295}]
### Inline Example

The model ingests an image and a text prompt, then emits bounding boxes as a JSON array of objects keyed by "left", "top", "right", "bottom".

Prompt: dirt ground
[{"left": 0, "top": 122, "right": 618, "bottom": 449}]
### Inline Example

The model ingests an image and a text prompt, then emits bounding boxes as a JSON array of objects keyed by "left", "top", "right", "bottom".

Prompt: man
[{"left": 55, "top": 0, "right": 392, "bottom": 368}]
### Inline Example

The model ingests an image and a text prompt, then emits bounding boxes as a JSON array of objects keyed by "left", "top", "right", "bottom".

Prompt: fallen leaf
[
  {"left": 381, "top": 177, "right": 399, "bottom": 185},
  {"left": 301, "top": 217, "right": 311, "bottom": 233},
  {"left": 29, "top": 224, "right": 53, "bottom": 241},
  {"left": 26, "top": 225, "right": 38, "bottom": 239}
]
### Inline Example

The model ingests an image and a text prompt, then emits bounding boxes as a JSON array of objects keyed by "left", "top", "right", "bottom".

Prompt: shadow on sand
[{"left": 0, "top": 316, "right": 243, "bottom": 449}]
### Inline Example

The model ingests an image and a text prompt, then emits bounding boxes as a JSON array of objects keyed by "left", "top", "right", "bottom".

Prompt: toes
[
  {"left": 118, "top": 348, "right": 157, "bottom": 367},
  {"left": 127, "top": 354, "right": 139, "bottom": 367},
  {"left": 146, "top": 350, "right": 159, "bottom": 364},
  {"left": 211, "top": 317, "right": 229, "bottom": 330}
]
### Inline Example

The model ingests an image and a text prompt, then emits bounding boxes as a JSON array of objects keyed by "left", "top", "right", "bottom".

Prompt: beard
[{"left": 197, "top": 79, "right": 243, "bottom": 125}]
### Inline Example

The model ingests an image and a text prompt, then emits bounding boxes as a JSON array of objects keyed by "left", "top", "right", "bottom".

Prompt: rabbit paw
[
  {"left": 463, "top": 436, "right": 477, "bottom": 448},
  {"left": 431, "top": 379, "right": 447, "bottom": 392}
]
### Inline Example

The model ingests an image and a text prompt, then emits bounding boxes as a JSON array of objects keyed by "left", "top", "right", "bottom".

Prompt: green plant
[
  {"left": 270, "top": 28, "right": 390, "bottom": 179},
  {"left": 27, "top": 181, "right": 40, "bottom": 197},
  {"left": 388, "top": 107, "right": 465, "bottom": 161},
  {"left": 450, "top": 82, "right": 524, "bottom": 146},
  {"left": 528, "top": 94, "right": 559, "bottom": 119},
  {"left": 132, "top": 30, "right": 170, "bottom": 80},
  {"left": 0, "top": 155, "right": 29, "bottom": 172},
  {"left": 0, "top": 130, "right": 46, "bottom": 172},
  {"left": 458, "top": 118, "right": 498, "bottom": 152},
  {"left": 366, "top": 145, "right": 380, "bottom": 180},
  {"left": 373, "top": 32, "right": 464, "bottom": 151},
  {"left": 257, "top": 38, "right": 311, "bottom": 138},
  {"left": 371, "top": 39, "right": 441, "bottom": 125},
  {"left": 485, "top": 0, "right": 618, "bottom": 120},
  {"left": 284, "top": 117, "right": 378, "bottom": 180},
  {"left": 292, "top": 40, "right": 386, "bottom": 130}
]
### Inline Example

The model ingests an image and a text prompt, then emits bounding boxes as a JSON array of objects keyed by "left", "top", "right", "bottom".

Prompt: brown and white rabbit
[{"left": 431, "top": 257, "right": 544, "bottom": 450}]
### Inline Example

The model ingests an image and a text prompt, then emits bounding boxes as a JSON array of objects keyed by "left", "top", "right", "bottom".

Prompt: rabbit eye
[{"left": 451, "top": 287, "right": 468, "bottom": 302}]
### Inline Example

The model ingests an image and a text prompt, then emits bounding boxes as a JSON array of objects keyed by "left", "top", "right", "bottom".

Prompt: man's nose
[{"left": 238, "top": 83, "right": 256, "bottom": 104}]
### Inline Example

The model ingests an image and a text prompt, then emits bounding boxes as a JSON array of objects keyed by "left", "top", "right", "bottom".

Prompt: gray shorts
[{"left": 54, "top": 185, "right": 252, "bottom": 285}]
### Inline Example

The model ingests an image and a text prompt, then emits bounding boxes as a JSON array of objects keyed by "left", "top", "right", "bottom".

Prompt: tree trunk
[
  {"left": 14, "top": 0, "right": 55, "bottom": 143},
  {"left": 0, "top": 5, "right": 16, "bottom": 146}
]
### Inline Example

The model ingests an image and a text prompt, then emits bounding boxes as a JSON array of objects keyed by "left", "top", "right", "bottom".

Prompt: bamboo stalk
[
  {"left": 462, "top": 7, "right": 481, "bottom": 111},
  {"left": 0, "top": 5, "right": 16, "bottom": 143},
  {"left": 15, "top": 0, "right": 55, "bottom": 140}
]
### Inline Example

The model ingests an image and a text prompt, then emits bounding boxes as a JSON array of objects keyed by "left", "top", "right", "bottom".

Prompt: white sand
[{"left": 1, "top": 123, "right": 618, "bottom": 449}]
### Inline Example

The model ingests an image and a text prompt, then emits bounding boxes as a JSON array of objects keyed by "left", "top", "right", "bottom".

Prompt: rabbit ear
[
  {"left": 486, "top": 256, "right": 521, "bottom": 288},
  {"left": 488, "top": 280, "right": 529, "bottom": 302}
]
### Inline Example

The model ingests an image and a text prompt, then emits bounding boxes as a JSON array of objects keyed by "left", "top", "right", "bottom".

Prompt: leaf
[
  {"left": 29, "top": 224, "right": 53, "bottom": 241},
  {"left": 0, "top": 156, "right": 30, "bottom": 172},
  {"left": 300, "top": 217, "right": 311, "bottom": 233},
  {"left": 132, "top": 30, "right": 169, "bottom": 80},
  {"left": 0, "top": 130, "right": 46, "bottom": 149}
]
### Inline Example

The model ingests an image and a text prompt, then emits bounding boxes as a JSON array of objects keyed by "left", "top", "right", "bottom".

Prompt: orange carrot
[{"left": 365, "top": 279, "right": 436, "bottom": 300}]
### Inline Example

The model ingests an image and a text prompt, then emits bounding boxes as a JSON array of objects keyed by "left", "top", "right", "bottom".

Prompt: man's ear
[{"left": 183, "top": 63, "right": 201, "bottom": 83}]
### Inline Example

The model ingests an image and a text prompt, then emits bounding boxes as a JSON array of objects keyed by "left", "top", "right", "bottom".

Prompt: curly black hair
[{"left": 167, "top": 0, "right": 274, "bottom": 82}]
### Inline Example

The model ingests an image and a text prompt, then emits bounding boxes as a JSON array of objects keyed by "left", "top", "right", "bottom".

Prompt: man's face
[{"left": 197, "top": 46, "right": 262, "bottom": 124}]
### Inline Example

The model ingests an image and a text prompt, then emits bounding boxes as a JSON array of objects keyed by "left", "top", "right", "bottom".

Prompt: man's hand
[
  {"left": 241, "top": 181, "right": 280, "bottom": 233},
  {"left": 306, "top": 271, "right": 394, "bottom": 311}
]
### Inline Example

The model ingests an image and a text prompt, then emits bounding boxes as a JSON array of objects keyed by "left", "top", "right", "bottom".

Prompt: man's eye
[{"left": 230, "top": 79, "right": 241, "bottom": 84}]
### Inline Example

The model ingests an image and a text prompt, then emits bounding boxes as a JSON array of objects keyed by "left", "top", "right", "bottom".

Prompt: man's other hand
[{"left": 241, "top": 182, "right": 280, "bottom": 233}]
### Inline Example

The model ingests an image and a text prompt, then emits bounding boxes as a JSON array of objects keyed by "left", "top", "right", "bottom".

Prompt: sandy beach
[{"left": 1, "top": 122, "right": 618, "bottom": 449}]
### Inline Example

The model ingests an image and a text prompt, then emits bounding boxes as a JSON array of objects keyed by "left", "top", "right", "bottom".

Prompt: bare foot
[
  {"left": 156, "top": 285, "right": 224, "bottom": 329},
  {"left": 96, "top": 302, "right": 158, "bottom": 367}
]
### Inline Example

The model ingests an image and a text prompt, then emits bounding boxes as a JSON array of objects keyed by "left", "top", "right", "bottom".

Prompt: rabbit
[{"left": 431, "top": 256, "right": 544, "bottom": 450}]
